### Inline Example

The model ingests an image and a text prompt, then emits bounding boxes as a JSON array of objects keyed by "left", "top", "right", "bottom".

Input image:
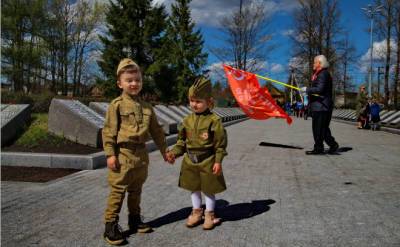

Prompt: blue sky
[{"left": 156, "top": 0, "right": 380, "bottom": 88}]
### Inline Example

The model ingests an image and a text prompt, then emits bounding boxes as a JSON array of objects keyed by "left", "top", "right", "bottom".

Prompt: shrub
[{"left": 1, "top": 91, "right": 34, "bottom": 105}]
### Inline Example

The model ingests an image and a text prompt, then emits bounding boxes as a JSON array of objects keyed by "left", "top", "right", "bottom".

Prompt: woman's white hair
[{"left": 315, "top": 55, "right": 329, "bottom": 68}]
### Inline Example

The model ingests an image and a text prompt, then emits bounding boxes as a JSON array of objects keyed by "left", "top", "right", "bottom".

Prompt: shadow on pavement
[
  {"left": 146, "top": 199, "right": 276, "bottom": 228},
  {"left": 147, "top": 206, "right": 192, "bottom": 228},
  {"left": 328, "top": 146, "right": 353, "bottom": 155},
  {"left": 216, "top": 199, "right": 276, "bottom": 222},
  {"left": 259, "top": 142, "right": 303, "bottom": 150},
  {"left": 337, "top": 147, "right": 352, "bottom": 152}
]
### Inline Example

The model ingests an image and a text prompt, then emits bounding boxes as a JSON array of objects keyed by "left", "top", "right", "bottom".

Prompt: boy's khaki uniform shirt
[{"left": 102, "top": 92, "right": 167, "bottom": 166}]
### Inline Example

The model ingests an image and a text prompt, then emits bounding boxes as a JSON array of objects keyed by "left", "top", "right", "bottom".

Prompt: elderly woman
[
  {"left": 300, "top": 55, "right": 339, "bottom": 155},
  {"left": 356, "top": 85, "right": 368, "bottom": 129}
]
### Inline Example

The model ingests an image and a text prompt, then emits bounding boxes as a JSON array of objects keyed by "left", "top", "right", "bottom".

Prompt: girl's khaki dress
[{"left": 171, "top": 109, "right": 227, "bottom": 194}]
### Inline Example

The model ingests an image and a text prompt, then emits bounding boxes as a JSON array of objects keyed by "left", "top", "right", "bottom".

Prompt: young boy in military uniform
[
  {"left": 166, "top": 77, "right": 228, "bottom": 230},
  {"left": 102, "top": 58, "right": 169, "bottom": 245}
]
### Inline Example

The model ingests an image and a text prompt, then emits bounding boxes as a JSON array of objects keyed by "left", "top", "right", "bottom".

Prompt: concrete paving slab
[
  {"left": 1, "top": 104, "right": 31, "bottom": 146},
  {"left": 89, "top": 102, "right": 109, "bottom": 117},
  {"left": 178, "top": 106, "right": 192, "bottom": 115},
  {"left": 168, "top": 105, "right": 189, "bottom": 118},
  {"left": 2, "top": 118, "right": 400, "bottom": 247},
  {"left": 48, "top": 99, "right": 104, "bottom": 148},
  {"left": 380, "top": 110, "right": 396, "bottom": 121},
  {"left": 155, "top": 105, "right": 183, "bottom": 123},
  {"left": 152, "top": 107, "right": 178, "bottom": 135},
  {"left": 382, "top": 111, "right": 400, "bottom": 124}
]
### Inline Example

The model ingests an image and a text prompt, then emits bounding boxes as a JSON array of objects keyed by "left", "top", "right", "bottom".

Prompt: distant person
[
  {"left": 296, "top": 101, "right": 303, "bottom": 118},
  {"left": 285, "top": 102, "right": 292, "bottom": 115},
  {"left": 102, "top": 58, "right": 170, "bottom": 245},
  {"left": 300, "top": 55, "right": 339, "bottom": 155},
  {"left": 292, "top": 102, "right": 297, "bottom": 116},
  {"left": 370, "top": 98, "right": 381, "bottom": 131},
  {"left": 166, "top": 77, "right": 227, "bottom": 230},
  {"left": 356, "top": 85, "right": 368, "bottom": 129}
]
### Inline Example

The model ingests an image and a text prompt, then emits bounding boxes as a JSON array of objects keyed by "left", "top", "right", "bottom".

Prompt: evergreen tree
[
  {"left": 98, "top": 0, "right": 167, "bottom": 98},
  {"left": 1, "top": 0, "right": 46, "bottom": 92},
  {"left": 165, "top": 0, "right": 208, "bottom": 102}
]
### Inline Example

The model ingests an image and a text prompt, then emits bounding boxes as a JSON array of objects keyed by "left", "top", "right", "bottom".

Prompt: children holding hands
[{"left": 102, "top": 58, "right": 227, "bottom": 245}]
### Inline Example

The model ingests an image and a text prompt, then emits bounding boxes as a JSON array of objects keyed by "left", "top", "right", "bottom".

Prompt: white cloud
[
  {"left": 92, "top": 0, "right": 300, "bottom": 27},
  {"left": 206, "top": 59, "right": 271, "bottom": 82},
  {"left": 280, "top": 29, "right": 309, "bottom": 43},
  {"left": 154, "top": 0, "right": 300, "bottom": 27},
  {"left": 206, "top": 61, "right": 228, "bottom": 83},
  {"left": 270, "top": 63, "right": 284, "bottom": 73},
  {"left": 288, "top": 56, "right": 307, "bottom": 70},
  {"left": 359, "top": 39, "right": 398, "bottom": 72},
  {"left": 281, "top": 29, "right": 294, "bottom": 37}
]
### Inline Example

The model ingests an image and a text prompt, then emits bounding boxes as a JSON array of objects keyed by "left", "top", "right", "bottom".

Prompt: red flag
[{"left": 223, "top": 64, "right": 292, "bottom": 125}]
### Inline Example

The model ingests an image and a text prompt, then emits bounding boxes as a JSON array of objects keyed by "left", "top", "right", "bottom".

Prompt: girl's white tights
[{"left": 191, "top": 191, "right": 216, "bottom": 211}]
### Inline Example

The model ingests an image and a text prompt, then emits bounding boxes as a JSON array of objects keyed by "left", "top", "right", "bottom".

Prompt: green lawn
[{"left": 16, "top": 113, "right": 65, "bottom": 148}]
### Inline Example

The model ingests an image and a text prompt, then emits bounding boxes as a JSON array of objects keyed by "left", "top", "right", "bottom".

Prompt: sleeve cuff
[
  {"left": 215, "top": 153, "right": 224, "bottom": 163},
  {"left": 171, "top": 147, "right": 184, "bottom": 157},
  {"left": 159, "top": 144, "right": 167, "bottom": 155},
  {"left": 104, "top": 148, "right": 115, "bottom": 157}
]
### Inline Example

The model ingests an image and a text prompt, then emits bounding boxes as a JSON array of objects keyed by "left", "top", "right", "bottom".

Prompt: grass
[{"left": 16, "top": 113, "right": 65, "bottom": 148}]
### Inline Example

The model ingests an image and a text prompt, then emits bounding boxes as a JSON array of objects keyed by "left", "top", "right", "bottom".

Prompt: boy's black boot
[
  {"left": 104, "top": 221, "right": 125, "bottom": 245},
  {"left": 128, "top": 214, "right": 153, "bottom": 233}
]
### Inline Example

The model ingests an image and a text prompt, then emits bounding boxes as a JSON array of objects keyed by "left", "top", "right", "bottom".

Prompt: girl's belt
[{"left": 187, "top": 150, "right": 214, "bottom": 163}]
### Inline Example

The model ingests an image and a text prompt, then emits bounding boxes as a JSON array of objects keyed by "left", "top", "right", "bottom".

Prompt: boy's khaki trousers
[{"left": 104, "top": 163, "right": 148, "bottom": 223}]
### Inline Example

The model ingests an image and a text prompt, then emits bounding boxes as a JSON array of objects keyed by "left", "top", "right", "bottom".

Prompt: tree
[
  {"left": 98, "top": 0, "right": 168, "bottom": 98},
  {"left": 1, "top": 0, "right": 46, "bottom": 92},
  {"left": 336, "top": 32, "right": 356, "bottom": 106},
  {"left": 164, "top": 0, "right": 208, "bottom": 102},
  {"left": 394, "top": 1, "right": 400, "bottom": 109},
  {"left": 291, "top": 0, "right": 348, "bottom": 106},
  {"left": 374, "top": 0, "right": 396, "bottom": 107},
  {"left": 70, "top": 0, "right": 105, "bottom": 96},
  {"left": 292, "top": 0, "right": 344, "bottom": 82},
  {"left": 1, "top": 0, "right": 108, "bottom": 95},
  {"left": 211, "top": 0, "right": 274, "bottom": 73}
]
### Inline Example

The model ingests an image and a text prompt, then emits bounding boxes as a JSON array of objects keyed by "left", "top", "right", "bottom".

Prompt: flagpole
[{"left": 255, "top": 74, "right": 301, "bottom": 91}]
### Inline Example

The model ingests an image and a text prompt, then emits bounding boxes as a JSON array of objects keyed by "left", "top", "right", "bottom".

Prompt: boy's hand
[
  {"left": 165, "top": 151, "right": 175, "bottom": 164},
  {"left": 212, "top": 163, "right": 222, "bottom": 175},
  {"left": 107, "top": 155, "right": 119, "bottom": 170}
]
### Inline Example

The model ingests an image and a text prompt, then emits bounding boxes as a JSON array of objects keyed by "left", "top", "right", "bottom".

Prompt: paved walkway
[{"left": 2, "top": 118, "right": 400, "bottom": 247}]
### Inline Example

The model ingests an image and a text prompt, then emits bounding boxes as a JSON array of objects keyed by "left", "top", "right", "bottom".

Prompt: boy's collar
[{"left": 122, "top": 91, "right": 139, "bottom": 102}]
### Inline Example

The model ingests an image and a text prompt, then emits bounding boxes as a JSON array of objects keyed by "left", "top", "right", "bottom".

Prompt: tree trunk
[
  {"left": 343, "top": 59, "right": 347, "bottom": 107},
  {"left": 384, "top": 2, "right": 392, "bottom": 108},
  {"left": 72, "top": 45, "right": 79, "bottom": 96},
  {"left": 394, "top": 10, "right": 400, "bottom": 109}
]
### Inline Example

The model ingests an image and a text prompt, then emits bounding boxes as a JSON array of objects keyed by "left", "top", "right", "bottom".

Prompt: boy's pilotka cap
[
  {"left": 188, "top": 77, "right": 212, "bottom": 99},
  {"left": 116, "top": 58, "right": 139, "bottom": 76}
]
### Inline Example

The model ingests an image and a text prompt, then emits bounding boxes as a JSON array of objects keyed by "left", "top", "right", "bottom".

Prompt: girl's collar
[{"left": 195, "top": 108, "right": 211, "bottom": 115}]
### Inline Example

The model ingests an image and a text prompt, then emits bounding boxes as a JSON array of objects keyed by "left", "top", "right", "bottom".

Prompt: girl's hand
[
  {"left": 165, "top": 151, "right": 175, "bottom": 164},
  {"left": 212, "top": 163, "right": 222, "bottom": 175},
  {"left": 107, "top": 155, "right": 119, "bottom": 170}
]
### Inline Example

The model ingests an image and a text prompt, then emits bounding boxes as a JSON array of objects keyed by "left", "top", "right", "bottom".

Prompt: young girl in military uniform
[{"left": 167, "top": 77, "right": 228, "bottom": 230}]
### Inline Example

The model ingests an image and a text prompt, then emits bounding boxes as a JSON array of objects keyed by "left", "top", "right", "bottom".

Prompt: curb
[
  {"left": 332, "top": 118, "right": 400, "bottom": 135},
  {"left": 1, "top": 117, "right": 249, "bottom": 170}
]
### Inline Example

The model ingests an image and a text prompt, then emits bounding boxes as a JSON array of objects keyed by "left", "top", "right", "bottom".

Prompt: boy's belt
[
  {"left": 119, "top": 142, "right": 146, "bottom": 150},
  {"left": 187, "top": 150, "right": 214, "bottom": 164}
]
